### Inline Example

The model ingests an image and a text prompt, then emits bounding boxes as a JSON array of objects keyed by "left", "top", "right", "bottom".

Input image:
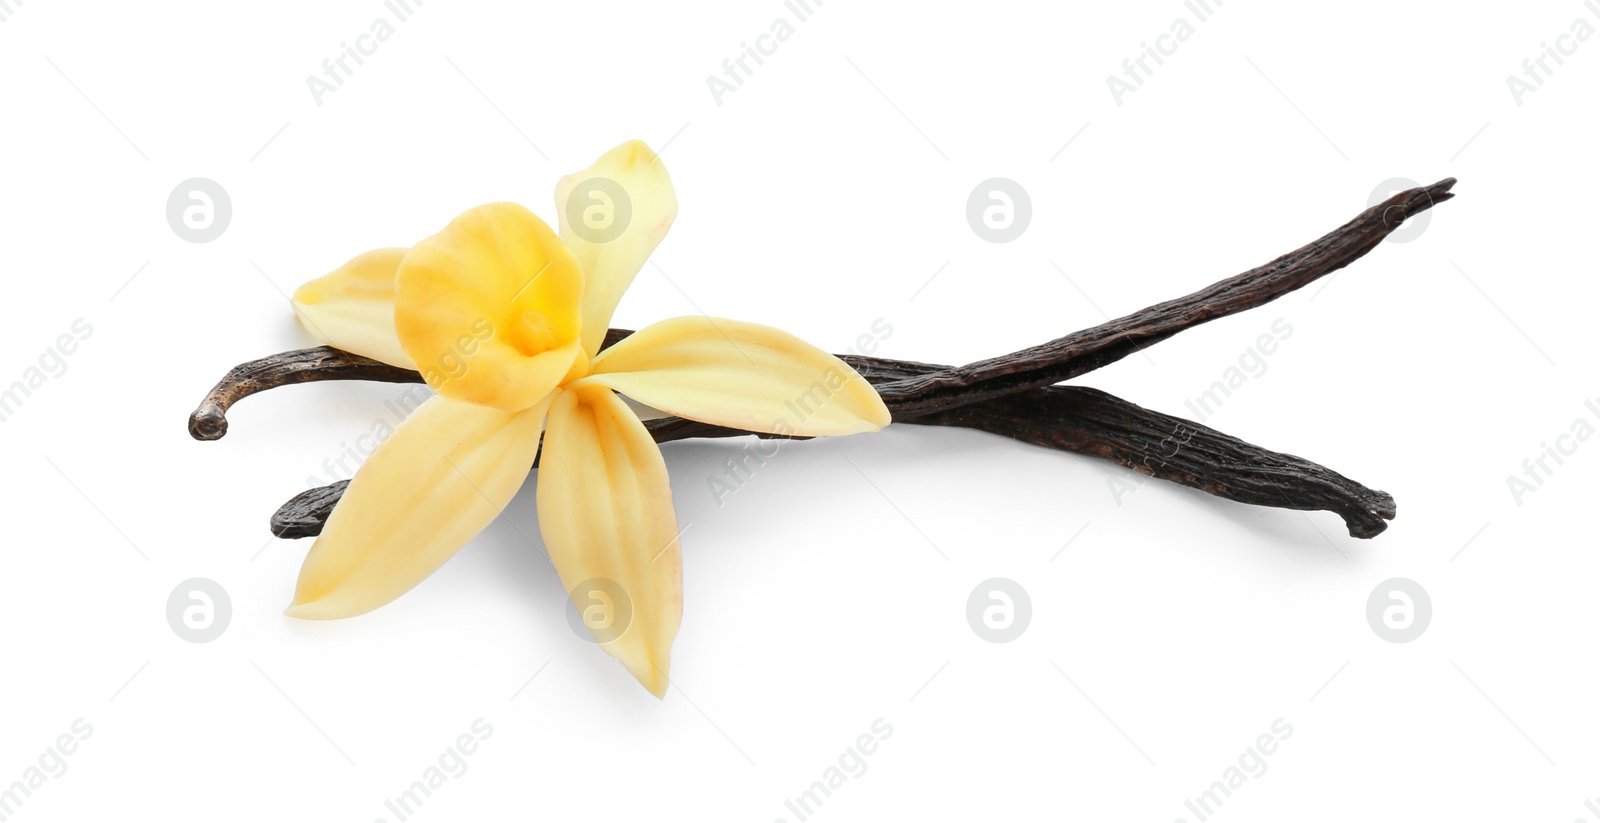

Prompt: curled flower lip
[{"left": 286, "top": 139, "right": 891, "bottom": 697}]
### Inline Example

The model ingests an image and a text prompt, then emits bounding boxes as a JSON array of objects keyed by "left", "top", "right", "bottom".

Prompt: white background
[{"left": 2, "top": 0, "right": 1596, "bottom": 820}]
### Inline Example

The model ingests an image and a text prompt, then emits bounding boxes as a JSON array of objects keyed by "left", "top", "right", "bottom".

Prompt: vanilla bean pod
[
  {"left": 219, "top": 340, "right": 1393, "bottom": 539},
  {"left": 848, "top": 355, "right": 1394, "bottom": 536},
  {"left": 190, "top": 346, "right": 423, "bottom": 441},
  {"left": 911, "top": 387, "right": 1395, "bottom": 538},
  {"left": 645, "top": 353, "right": 1393, "bottom": 535},
  {"left": 199, "top": 180, "right": 1450, "bottom": 541},
  {"left": 194, "top": 180, "right": 1452, "bottom": 439},
  {"left": 268, "top": 382, "right": 1394, "bottom": 539},
  {"left": 878, "top": 179, "right": 1455, "bottom": 415}
]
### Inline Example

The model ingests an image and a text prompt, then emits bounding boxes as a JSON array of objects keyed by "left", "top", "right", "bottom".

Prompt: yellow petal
[
  {"left": 537, "top": 384, "right": 682, "bottom": 698},
  {"left": 287, "top": 393, "right": 549, "bottom": 619},
  {"left": 396, "top": 203, "right": 585, "bottom": 411},
  {"left": 291, "top": 248, "right": 413, "bottom": 368},
  {"left": 581, "top": 316, "right": 892, "bottom": 437},
  {"left": 555, "top": 140, "right": 678, "bottom": 356}
]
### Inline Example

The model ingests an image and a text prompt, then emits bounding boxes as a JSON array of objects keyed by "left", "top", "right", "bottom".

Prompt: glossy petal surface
[
  {"left": 396, "top": 203, "right": 585, "bottom": 411},
  {"left": 287, "top": 394, "right": 549, "bottom": 619},
  {"left": 555, "top": 140, "right": 678, "bottom": 355},
  {"left": 537, "top": 385, "right": 682, "bottom": 697},
  {"left": 583, "top": 316, "right": 892, "bottom": 436},
  {"left": 291, "top": 248, "right": 411, "bottom": 367}
]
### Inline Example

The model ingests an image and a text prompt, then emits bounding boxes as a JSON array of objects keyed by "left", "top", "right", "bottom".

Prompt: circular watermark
[
  {"left": 166, "top": 578, "right": 232, "bottom": 643},
  {"left": 1367, "top": 177, "right": 1430, "bottom": 244},
  {"left": 966, "top": 577, "right": 1032, "bottom": 643},
  {"left": 1365, "top": 577, "right": 1431, "bottom": 643},
  {"left": 564, "top": 177, "right": 632, "bottom": 244},
  {"left": 564, "top": 578, "right": 633, "bottom": 644},
  {"left": 966, "top": 178, "right": 1031, "bottom": 243},
  {"left": 166, "top": 178, "right": 232, "bottom": 243}
]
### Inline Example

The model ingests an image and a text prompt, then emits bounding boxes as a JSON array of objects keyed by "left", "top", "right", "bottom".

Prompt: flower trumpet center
[
  {"left": 394, "top": 203, "right": 588, "bottom": 411},
  {"left": 510, "top": 310, "right": 560, "bottom": 357}
]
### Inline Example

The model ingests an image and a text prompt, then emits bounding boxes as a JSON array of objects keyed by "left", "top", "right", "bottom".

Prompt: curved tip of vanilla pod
[
  {"left": 270, "top": 481, "right": 350, "bottom": 540},
  {"left": 1372, "top": 177, "right": 1456, "bottom": 235},
  {"left": 1406, "top": 177, "right": 1457, "bottom": 212},
  {"left": 189, "top": 405, "right": 228, "bottom": 441},
  {"left": 1419, "top": 177, "right": 1457, "bottom": 205},
  {"left": 1345, "top": 495, "right": 1397, "bottom": 539}
]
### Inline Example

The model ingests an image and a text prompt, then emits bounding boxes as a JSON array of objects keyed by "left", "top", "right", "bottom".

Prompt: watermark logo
[
  {"left": 0, "top": 0, "right": 28, "bottom": 23},
  {"left": 0, "top": 719, "right": 94, "bottom": 820},
  {"left": 564, "top": 578, "right": 634, "bottom": 644},
  {"left": 304, "top": 0, "right": 424, "bottom": 107},
  {"left": 418, "top": 317, "right": 495, "bottom": 392},
  {"left": 1368, "top": 177, "right": 1431, "bottom": 243},
  {"left": 1505, "top": 2, "right": 1599, "bottom": 107},
  {"left": 1104, "top": 0, "right": 1225, "bottom": 106},
  {"left": 377, "top": 718, "right": 493, "bottom": 823},
  {"left": 966, "top": 178, "right": 1031, "bottom": 243},
  {"left": 966, "top": 578, "right": 1032, "bottom": 643},
  {"left": 564, "top": 177, "right": 632, "bottom": 244},
  {"left": 1107, "top": 419, "right": 1199, "bottom": 506},
  {"left": 1504, "top": 396, "right": 1600, "bottom": 506},
  {"left": 776, "top": 718, "right": 892, "bottom": 822},
  {"left": 1571, "top": 794, "right": 1600, "bottom": 822},
  {"left": 707, "top": 318, "right": 892, "bottom": 507},
  {"left": 1366, "top": 577, "right": 1431, "bottom": 643},
  {"left": 305, "top": 384, "right": 431, "bottom": 488},
  {"left": 707, "top": 438, "right": 782, "bottom": 507},
  {"left": 0, "top": 318, "right": 93, "bottom": 425},
  {"left": 166, "top": 178, "right": 231, "bottom": 243},
  {"left": 1181, "top": 317, "right": 1292, "bottom": 423},
  {"left": 166, "top": 578, "right": 232, "bottom": 643},
  {"left": 705, "top": 0, "right": 824, "bottom": 106},
  {"left": 1174, "top": 718, "right": 1292, "bottom": 822}
]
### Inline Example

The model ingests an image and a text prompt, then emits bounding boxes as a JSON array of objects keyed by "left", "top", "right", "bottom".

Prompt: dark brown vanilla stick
[
  {"left": 877, "top": 179, "right": 1455, "bottom": 416},
  {"left": 613, "top": 358, "right": 1396, "bottom": 537},
  {"left": 235, "top": 340, "right": 1395, "bottom": 539},
  {"left": 268, "top": 384, "right": 1395, "bottom": 539},
  {"left": 190, "top": 346, "right": 421, "bottom": 441},
  {"left": 190, "top": 329, "right": 632, "bottom": 442},
  {"left": 911, "top": 387, "right": 1396, "bottom": 538},
  {"left": 194, "top": 180, "right": 1451, "bottom": 438}
]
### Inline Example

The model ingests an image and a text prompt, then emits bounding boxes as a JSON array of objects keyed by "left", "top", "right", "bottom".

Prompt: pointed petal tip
[
  {"left": 283, "top": 595, "right": 362, "bottom": 620},
  {"left": 863, "top": 396, "right": 893, "bottom": 432},
  {"left": 845, "top": 373, "right": 893, "bottom": 433},
  {"left": 628, "top": 654, "right": 670, "bottom": 700},
  {"left": 615, "top": 139, "right": 657, "bottom": 165},
  {"left": 289, "top": 277, "right": 323, "bottom": 308},
  {"left": 607, "top": 640, "right": 671, "bottom": 698},
  {"left": 586, "top": 317, "right": 894, "bottom": 437},
  {"left": 288, "top": 247, "right": 414, "bottom": 367},
  {"left": 284, "top": 580, "right": 397, "bottom": 621},
  {"left": 283, "top": 601, "right": 322, "bottom": 620}
]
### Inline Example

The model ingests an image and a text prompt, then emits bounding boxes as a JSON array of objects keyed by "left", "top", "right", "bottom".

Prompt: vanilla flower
[{"left": 286, "top": 141, "right": 890, "bottom": 696}]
